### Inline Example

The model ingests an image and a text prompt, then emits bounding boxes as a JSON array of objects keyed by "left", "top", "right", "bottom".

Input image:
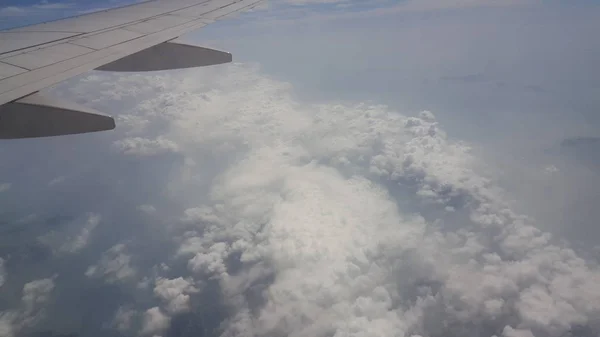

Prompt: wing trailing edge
[
  {"left": 0, "top": 93, "right": 115, "bottom": 139},
  {"left": 95, "top": 39, "right": 232, "bottom": 72}
]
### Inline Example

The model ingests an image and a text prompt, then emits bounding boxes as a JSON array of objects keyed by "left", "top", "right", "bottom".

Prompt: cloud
[
  {"left": 0, "top": 6, "right": 25, "bottom": 15},
  {"left": 112, "top": 306, "right": 137, "bottom": 333},
  {"left": 112, "top": 137, "right": 179, "bottom": 157},
  {"left": 35, "top": 213, "right": 101, "bottom": 255},
  {"left": 0, "top": 277, "right": 56, "bottom": 337},
  {"left": 3, "top": 58, "right": 600, "bottom": 337},
  {"left": 153, "top": 277, "right": 199, "bottom": 314},
  {"left": 85, "top": 244, "right": 135, "bottom": 283},
  {"left": 52, "top": 63, "right": 598, "bottom": 337},
  {"left": 22, "top": 277, "right": 55, "bottom": 315},
  {"left": 140, "top": 307, "right": 170, "bottom": 336},
  {"left": 0, "top": 312, "right": 18, "bottom": 337},
  {"left": 138, "top": 204, "right": 157, "bottom": 214},
  {"left": 59, "top": 213, "right": 101, "bottom": 253},
  {"left": 0, "top": 183, "right": 11, "bottom": 193}
]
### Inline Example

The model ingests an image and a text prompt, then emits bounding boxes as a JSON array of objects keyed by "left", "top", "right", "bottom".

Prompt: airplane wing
[{"left": 0, "top": 0, "right": 263, "bottom": 139}]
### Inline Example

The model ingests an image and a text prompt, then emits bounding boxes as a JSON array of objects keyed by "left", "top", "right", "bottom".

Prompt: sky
[{"left": 1, "top": 1, "right": 600, "bottom": 337}]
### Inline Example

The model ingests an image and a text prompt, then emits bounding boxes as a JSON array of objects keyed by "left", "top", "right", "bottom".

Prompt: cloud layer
[{"left": 1, "top": 61, "right": 599, "bottom": 337}]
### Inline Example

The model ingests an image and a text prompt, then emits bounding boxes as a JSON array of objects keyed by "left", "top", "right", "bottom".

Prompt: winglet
[
  {"left": 0, "top": 93, "right": 115, "bottom": 139},
  {"left": 96, "top": 39, "right": 232, "bottom": 72}
]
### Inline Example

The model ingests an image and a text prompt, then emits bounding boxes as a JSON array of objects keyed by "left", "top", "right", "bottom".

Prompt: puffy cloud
[
  {"left": 112, "top": 136, "right": 179, "bottom": 157},
  {"left": 503, "top": 326, "right": 535, "bottom": 337},
  {"left": 112, "top": 306, "right": 137, "bottom": 333},
  {"left": 140, "top": 307, "right": 170, "bottom": 336},
  {"left": 138, "top": 204, "right": 157, "bottom": 214},
  {"left": 0, "top": 276, "right": 56, "bottom": 337},
  {"left": 85, "top": 244, "right": 135, "bottom": 283},
  {"left": 5, "top": 61, "right": 599, "bottom": 337},
  {"left": 153, "top": 277, "right": 199, "bottom": 314},
  {"left": 59, "top": 213, "right": 101, "bottom": 253},
  {"left": 36, "top": 213, "right": 101, "bottom": 255},
  {"left": 21, "top": 277, "right": 55, "bottom": 315},
  {"left": 0, "top": 312, "right": 18, "bottom": 337},
  {"left": 86, "top": 63, "right": 598, "bottom": 337}
]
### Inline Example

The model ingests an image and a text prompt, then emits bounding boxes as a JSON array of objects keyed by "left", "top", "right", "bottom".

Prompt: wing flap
[
  {"left": 0, "top": 92, "right": 115, "bottom": 139},
  {"left": 96, "top": 39, "right": 232, "bottom": 72}
]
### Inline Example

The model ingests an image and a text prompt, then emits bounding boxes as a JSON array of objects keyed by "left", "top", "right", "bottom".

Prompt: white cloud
[
  {"left": 138, "top": 204, "right": 157, "bottom": 214},
  {"left": 153, "top": 277, "right": 199, "bottom": 314},
  {"left": 112, "top": 306, "right": 137, "bottom": 333},
  {"left": 0, "top": 183, "right": 11, "bottom": 193},
  {"left": 0, "top": 276, "right": 56, "bottom": 337},
  {"left": 38, "top": 62, "right": 600, "bottom": 337},
  {"left": 36, "top": 213, "right": 101, "bottom": 256},
  {"left": 112, "top": 136, "right": 179, "bottom": 157},
  {"left": 0, "top": 6, "right": 25, "bottom": 15},
  {"left": 140, "top": 307, "right": 170, "bottom": 336},
  {"left": 0, "top": 312, "right": 18, "bottom": 337},
  {"left": 21, "top": 277, "right": 55, "bottom": 315},
  {"left": 85, "top": 244, "right": 135, "bottom": 283},
  {"left": 284, "top": 0, "right": 350, "bottom": 5},
  {"left": 59, "top": 213, "right": 101, "bottom": 253},
  {"left": 48, "top": 176, "right": 65, "bottom": 186},
  {"left": 503, "top": 326, "right": 535, "bottom": 337}
]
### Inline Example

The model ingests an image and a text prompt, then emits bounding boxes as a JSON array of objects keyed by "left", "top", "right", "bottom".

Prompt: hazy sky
[{"left": 1, "top": 1, "right": 600, "bottom": 337}]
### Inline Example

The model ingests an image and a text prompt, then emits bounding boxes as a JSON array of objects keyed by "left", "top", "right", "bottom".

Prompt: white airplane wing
[{"left": 0, "top": 0, "right": 263, "bottom": 139}]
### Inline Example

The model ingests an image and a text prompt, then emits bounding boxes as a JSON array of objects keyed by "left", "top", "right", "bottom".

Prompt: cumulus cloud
[
  {"left": 0, "top": 277, "right": 56, "bottom": 337},
  {"left": 140, "top": 307, "right": 170, "bottom": 336},
  {"left": 55, "top": 63, "right": 598, "bottom": 337},
  {"left": 4, "top": 60, "right": 599, "bottom": 337},
  {"left": 36, "top": 213, "right": 101, "bottom": 255},
  {"left": 85, "top": 244, "right": 135, "bottom": 283},
  {"left": 153, "top": 277, "right": 199, "bottom": 314},
  {"left": 21, "top": 278, "right": 55, "bottom": 315},
  {"left": 59, "top": 213, "right": 101, "bottom": 253},
  {"left": 112, "top": 306, "right": 137, "bottom": 333},
  {"left": 0, "top": 312, "right": 18, "bottom": 337},
  {"left": 138, "top": 204, "right": 157, "bottom": 214},
  {"left": 112, "top": 136, "right": 179, "bottom": 157}
]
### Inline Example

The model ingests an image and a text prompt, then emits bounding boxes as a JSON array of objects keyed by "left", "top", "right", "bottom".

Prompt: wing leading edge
[{"left": 0, "top": 0, "right": 262, "bottom": 139}]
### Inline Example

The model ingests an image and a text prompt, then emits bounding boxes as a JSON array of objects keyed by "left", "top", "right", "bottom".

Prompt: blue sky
[{"left": 2, "top": 1, "right": 600, "bottom": 337}]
